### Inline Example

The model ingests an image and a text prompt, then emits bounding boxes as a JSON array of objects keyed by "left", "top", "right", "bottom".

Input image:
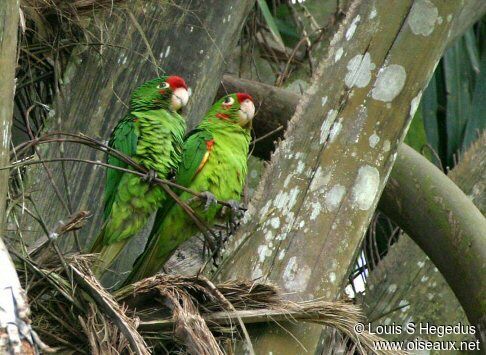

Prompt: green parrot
[
  {"left": 123, "top": 92, "right": 255, "bottom": 284},
  {"left": 90, "top": 75, "right": 189, "bottom": 276}
]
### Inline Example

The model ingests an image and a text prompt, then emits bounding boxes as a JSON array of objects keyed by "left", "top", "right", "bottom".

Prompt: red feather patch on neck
[
  {"left": 236, "top": 93, "right": 253, "bottom": 103},
  {"left": 166, "top": 76, "right": 188, "bottom": 90},
  {"left": 206, "top": 139, "right": 215, "bottom": 150},
  {"left": 216, "top": 113, "right": 230, "bottom": 120}
]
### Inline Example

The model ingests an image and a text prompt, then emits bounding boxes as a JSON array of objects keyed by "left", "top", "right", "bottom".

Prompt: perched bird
[
  {"left": 123, "top": 93, "right": 255, "bottom": 284},
  {"left": 90, "top": 75, "right": 189, "bottom": 276}
]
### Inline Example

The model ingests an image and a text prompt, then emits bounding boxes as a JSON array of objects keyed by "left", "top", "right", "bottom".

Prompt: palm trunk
[
  {"left": 0, "top": 1, "right": 37, "bottom": 353},
  {"left": 213, "top": 1, "right": 486, "bottom": 353}
]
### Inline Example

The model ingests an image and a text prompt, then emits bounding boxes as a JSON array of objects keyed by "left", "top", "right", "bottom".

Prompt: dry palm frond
[
  {"left": 16, "top": 249, "right": 400, "bottom": 355},
  {"left": 116, "top": 274, "right": 401, "bottom": 355},
  {"left": 16, "top": 253, "right": 149, "bottom": 354}
]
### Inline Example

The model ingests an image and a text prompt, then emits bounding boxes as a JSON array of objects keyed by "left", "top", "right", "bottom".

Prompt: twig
[
  {"left": 9, "top": 132, "right": 247, "bottom": 211},
  {"left": 251, "top": 125, "right": 284, "bottom": 145},
  {"left": 70, "top": 265, "right": 150, "bottom": 355},
  {"left": 198, "top": 276, "right": 255, "bottom": 355}
]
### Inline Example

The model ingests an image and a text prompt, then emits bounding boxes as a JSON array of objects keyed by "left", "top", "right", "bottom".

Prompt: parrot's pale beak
[
  {"left": 171, "top": 87, "right": 189, "bottom": 111},
  {"left": 238, "top": 99, "right": 255, "bottom": 128}
]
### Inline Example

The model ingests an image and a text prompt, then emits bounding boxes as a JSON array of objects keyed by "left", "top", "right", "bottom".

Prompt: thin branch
[{"left": 8, "top": 132, "right": 247, "bottom": 211}]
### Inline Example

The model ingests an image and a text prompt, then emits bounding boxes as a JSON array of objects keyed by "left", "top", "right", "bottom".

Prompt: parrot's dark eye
[
  {"left": 157, "top": 82, "right": 170, "bottom": 90},
  {"left": 223, "top": 96, "right": 235, "bottom": 105}
]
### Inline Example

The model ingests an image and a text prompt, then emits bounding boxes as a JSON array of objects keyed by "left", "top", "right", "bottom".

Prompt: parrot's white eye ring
[
  {"left": 157, "top": 82, "right": 170, "bottom": 90},
  {"left": 223, "top": 96, "right": 235, "bottom": 106}
]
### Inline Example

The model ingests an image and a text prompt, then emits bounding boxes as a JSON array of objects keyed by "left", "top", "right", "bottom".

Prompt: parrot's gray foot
[
  {"left": 227, "top": 200, "right": 243, "bottom": 234},
  {"left": 200, "top": 191, "right": 218, "bottom": 211},
  {"left": 227, "top": 200, "right": 241, "bottom": 215},
  {"left": 142, "top": 169, "right": 158, "bottom": 184}
]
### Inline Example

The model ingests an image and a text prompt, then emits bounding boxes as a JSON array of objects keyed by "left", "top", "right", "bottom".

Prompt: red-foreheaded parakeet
[
  {"left": 90, "top": 75, "right": 189, "bottom": 277},
  {"left": 123, "top": 92, "right": 255, "bottom": 283}
]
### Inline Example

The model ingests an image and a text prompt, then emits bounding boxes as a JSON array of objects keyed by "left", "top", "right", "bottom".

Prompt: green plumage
[
  {"left": 90, "top": 77, "right": 187, "bottom": 276},
  {"left": 123, "top": 94, "right": 252, "bottom": 284}
]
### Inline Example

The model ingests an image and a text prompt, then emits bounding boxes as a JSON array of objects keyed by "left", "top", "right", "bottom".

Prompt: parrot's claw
[
  {"left": 227, "top": 200, "right": 241, "bottom": 215},
  {"left": 227, "top": 200, "right": 243, "bottom": 234},
  {"left": 142, "top": 169, "right": 158, "bottom": 184},
  {"left": 200, "top": 191, "right": 218, "bottom": 211}
]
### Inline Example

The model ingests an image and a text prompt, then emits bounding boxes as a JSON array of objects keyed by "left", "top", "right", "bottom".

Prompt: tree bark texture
[
  {"left": 378, "top": 144, "right": 486, "bottom": 339},
  {"left": 222, "top": 74, "right": 486, "bottom": 346},
  {"left": 212, "top": 1, "right": 486, "bottom": 353},
  {"left": 0, "top": 1, "right": 37, "bottom": 353},
  {"left": 364, "top": 132, "right": 486, "bottom": 347},
  {"left": 18, "top": 0, "right": 255, "bottom": 252}
]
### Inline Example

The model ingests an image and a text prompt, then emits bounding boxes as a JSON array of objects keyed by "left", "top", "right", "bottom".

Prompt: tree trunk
[
  {"left": 18, "top": 0, "right": 254, "bottom": 257},
  {"left": 212, "top": 1, "right": 486, "bottom": 353},
  {"left": 364, "top": 132, "right": 486, "bottom": 348},
  {"left": 220, "top": 74, "right": 486, "bottom": 344},
  {"left": 0, "top": 1, "right": 37, "bottom": 353},
  {"left": 378, "top": 144, "right": 486, "bottom": 339}
]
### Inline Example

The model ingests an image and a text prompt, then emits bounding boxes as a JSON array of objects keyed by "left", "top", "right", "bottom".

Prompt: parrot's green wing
[
  {"left": 103, "top": 114, "right": 138, "bottom": 219},
  {"left": 176, "top": 129, "right": 214, "bottom": 187},
  {"left": 149, "top": 128, "right": 214, "bottom": 235}
]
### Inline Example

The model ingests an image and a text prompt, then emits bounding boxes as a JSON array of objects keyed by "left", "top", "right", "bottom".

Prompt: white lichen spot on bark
[
  {"left": 320, "top": 109, "right": 338, "bottom": 144},
  {"left": 329, "top": 272, "right": 337, "bottom": 283},
  {"left": 345, "top": 15, "right": 361, "bottom": 41},
  {"left": 164, "top": 46, "right": 171, "bottom": 58},
  {"left": 410, "top": 91, "right": 423, "bottom": 118},
  {"left": 283, "top": 257, "right": 311, "bottom": 292},
  {"left": 335, "top": 47, "right": 344, "bottom": 62},
  {"left": 321, "top": 96, "right": 328, "bottom": 107},
  {"left": 328, "top": 118, "right": 343, "bottom": 143},
  {"left": 310, "top": 202, "right": 322, "bottom": 220},
  {"left": 408, "top": 0, "right": 440, "bottom": 36},
  {"left": 371, "top": 65, "right": 406, "bottom": 102},
  {"left": 309, "top": 167, "right": 331, "bottom": 192},
  {"left": 388, "top": 284, "right": 397, "bottom": 293},
  {"left": 351, "top": 165, "right": 380, "bottom": 210},
  {"left": 258, "top": 244, "right": 272, "bottom": 262},
  {"left": 369, "top": 132, "right": 380, "bottom": 148},
  {"left": 383, "top": 139, "right": 391, "bottom": 152},
  {"left": 417, "top": 261, "right": 425, "bottom": 268},
  {"left": 272, "top": 187, "right": 299, "bottom": 234},
  {"left": 324, "top": 185, "right": 346, "bottom": 212},
  {"left": 264, "top": 230, "right": 273, "bottom": 241},
  {"left": 296, "top": 160, "right": 305, "bottom": 174},
  {"left": 399, "top": 300, "right": 410, "bottom": 312},
  {"left": 344, "top": 53, "right": 376, "bottom": 88},
  {"left": 369, "top": 6, "right": 377, "bottom": 19},
  {"left": 270, "top": 217, "right": 280, "bottom": 229}
]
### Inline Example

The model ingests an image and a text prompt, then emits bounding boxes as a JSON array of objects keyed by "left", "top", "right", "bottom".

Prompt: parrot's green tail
[
  {"left": 90, "top": 227, "right": 128, "bottom": 278},
  {"left": 120, "top": 239, "right": 167, "bottom": 286}
]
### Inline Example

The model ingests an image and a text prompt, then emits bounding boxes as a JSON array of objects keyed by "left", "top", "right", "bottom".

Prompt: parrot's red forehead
[
  {"left": 236, "top": 93, "right": 253, "bottom": 103},
  {"left": 166, "top": 76, "right": 188, "bottom": 90}
]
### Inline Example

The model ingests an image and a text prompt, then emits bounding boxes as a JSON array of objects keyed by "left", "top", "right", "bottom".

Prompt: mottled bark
[
  {"left": 222, "top": 73, "right": 486, "bottom": 346},
  {"left": 212, "top": 0, "right": 486, "bottom": 353},
  {"left": 378, "top": 144, "right": 486, "bottom": 339},
  {"left": 18, "top": 0, "right": 254, "bottom": 254},
  {"left": 364, "top": 133, "right": 486, "bottom": 348},
  {"left": 0, "top": 1, "right": 36, "bottom": 353}
]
